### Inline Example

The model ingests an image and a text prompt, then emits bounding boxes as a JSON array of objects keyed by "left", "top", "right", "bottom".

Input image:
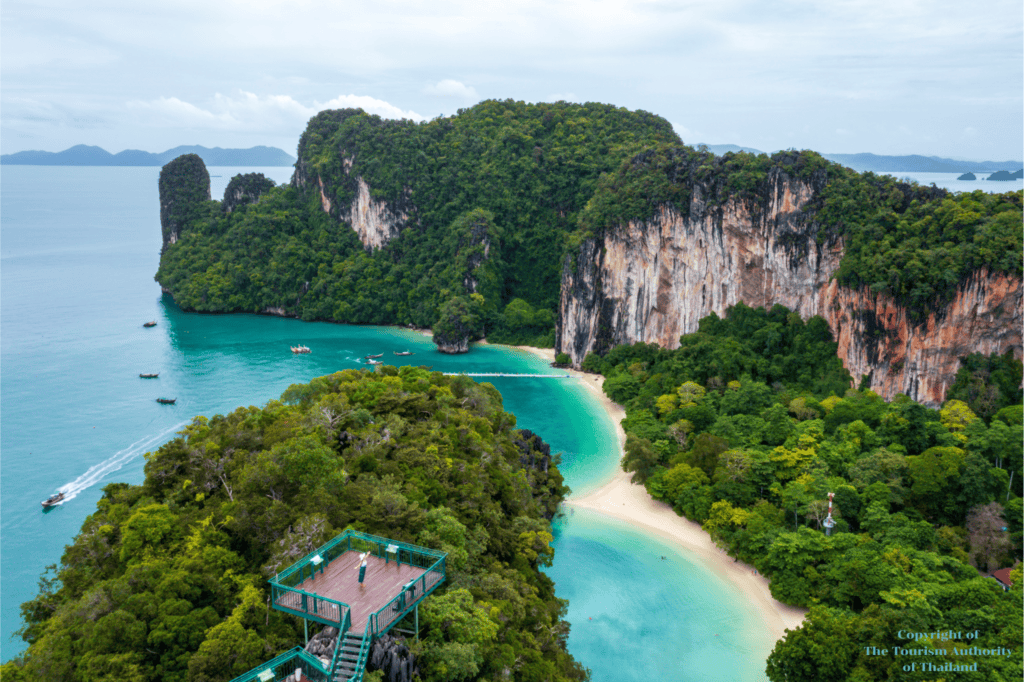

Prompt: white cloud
[
  {"left": 423, "top": 80, "right": 479, "bottom": 100},
  {"left": 316, "top": 95, "right": 426, "bottom": 121},
  {"left": 126, "top": 91, "right": 425, "bottom": 132}
]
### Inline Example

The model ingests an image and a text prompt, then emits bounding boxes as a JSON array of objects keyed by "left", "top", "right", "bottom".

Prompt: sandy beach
[{"left": 512, "top": 344, "right": 807, "bottom": 650}]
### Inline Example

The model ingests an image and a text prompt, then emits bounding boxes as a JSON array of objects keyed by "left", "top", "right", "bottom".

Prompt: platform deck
[{"left": 294, "top": 552, "right": 426, "bottom": 634}]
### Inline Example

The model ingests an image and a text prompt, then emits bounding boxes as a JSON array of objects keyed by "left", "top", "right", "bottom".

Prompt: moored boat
[
  {"left": 365, "top": 353, "right": 384, "bottom": 359},
  {"left": 367, "top": 358, "right": 382, "bottom": 365},
  {"left": 156, "top": 398, "right": 176, "bottom": 404},
  {"left": 143, "top": 321, "right": 157, "bottom": 328},
  {"left": 42, "top": 492, "right": 65, "bottom": 508},
  {"left": 290, "top": 345, "right": 311, "bottom": 354},
  {"left": 393, "top": 351, "right": 414, "bottom": 356},
  {"left": 139, "top": 373, "right": 159, "bottom": 378}
]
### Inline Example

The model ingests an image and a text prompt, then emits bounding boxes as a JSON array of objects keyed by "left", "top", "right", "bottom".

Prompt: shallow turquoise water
[
  {"left": 548, "top": 510, "right": 770, "bottom": 682},
  {"left": 1, "top": 166, "right": 767, "bottom": 679}
]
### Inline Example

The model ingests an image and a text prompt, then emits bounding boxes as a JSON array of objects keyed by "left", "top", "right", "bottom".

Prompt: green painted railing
[
  {"left": 229, "top": 647, "right": 329, "bottom": 682},
  {"left": 369, "top": 553, "right": 445, "bottom": 635},
  {"left": 328, "top": 609, "right": 351, "bottom": 676},
  {"left": 342, "top": 618, "right": 374, "bottom": 682},
  {"left": 269, "top": 583, "right": 347, "bottom": 627}
]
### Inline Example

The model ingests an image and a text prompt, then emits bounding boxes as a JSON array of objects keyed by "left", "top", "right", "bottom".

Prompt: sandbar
[{"left": 512, "top": 344, "right": 806, "bottom": 651}]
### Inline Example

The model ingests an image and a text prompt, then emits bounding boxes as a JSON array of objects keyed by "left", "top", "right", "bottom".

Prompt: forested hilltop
[
  {"left": 156, "top": 100, "right": 680, "bottom": 347},
  {"left": 3, "top": 367, "right": 587, "bottom": 682},
  {"left": 154, "top": 100, "right": 1022, "bottom": 355},
  {"left": 582, "top": 303, "right": 1022, "bottom": 681}
]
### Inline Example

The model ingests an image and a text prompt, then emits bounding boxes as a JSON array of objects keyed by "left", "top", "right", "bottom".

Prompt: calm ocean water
[
  {"left": 879, "top": 171, "right": 1022, "bottom": 194},
  {"left": 1, "top": 165, "right": 762, "bottom": 680}
]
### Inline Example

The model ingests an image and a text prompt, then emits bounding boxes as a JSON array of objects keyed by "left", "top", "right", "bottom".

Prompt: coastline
[{"left": 512, "top": 344, "right": 806, "bottom": 652}]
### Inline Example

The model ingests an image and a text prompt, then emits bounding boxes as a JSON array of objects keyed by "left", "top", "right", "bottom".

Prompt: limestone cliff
[
  {"left": 821, "top": 270, "right": 1022, "bottom": 405},
  {"left": 559, "top": 168, "right": 1022, "bottom": 406},
  {"left": 295, "top": 152, "right": 412, "bottom": 252},
  {"left": 159, "top": 154, "right": 210, "bottom": 251}
]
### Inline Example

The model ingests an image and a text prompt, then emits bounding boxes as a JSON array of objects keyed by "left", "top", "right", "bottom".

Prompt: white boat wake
[{"left": 55, "top": 421, "right": 189, "bottom": 503}]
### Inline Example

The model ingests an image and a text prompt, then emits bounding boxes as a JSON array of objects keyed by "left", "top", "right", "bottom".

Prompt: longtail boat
[
  {"left": 143, "top": 321, "right": 157, "bottom": 328},
  {"left": 139, "top": 373, "right": 159, "bottom": 378},
  {"left": 365, "top": 353, "right": 384, "bottom": 359},
  {"left": 156, "top": 398, "right": 177, "bottom": 404},
  {"left": 393, "top": 351, "right": 414, "bottom": 356}
]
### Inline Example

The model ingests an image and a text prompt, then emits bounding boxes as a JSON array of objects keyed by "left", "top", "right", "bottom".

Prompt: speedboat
[
  {"left": 42, "top": 492, "right": 65, "bottom": 508},
  {"left": 139, "top": 373, "right": 159, "bottom": 378},
  {"left": 143, "top": 321, "right": 157, "bottom": 328},
  {"left": 393, "top": 351, "right": 414, "bottom": 356}
]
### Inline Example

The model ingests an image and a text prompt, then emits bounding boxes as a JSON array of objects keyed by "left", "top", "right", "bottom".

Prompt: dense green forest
[
  {"left": 580, "top": 303, "right": 1023, "bottom": 681},
  {"left": 2, "top": 367, "right": 587, "bottom": 682},
  {"left": 155, "top": 100, "right": 680, "bottom": 345},
  {"left": 154, "top": 101, "right": 1022, "bottom": 344}
]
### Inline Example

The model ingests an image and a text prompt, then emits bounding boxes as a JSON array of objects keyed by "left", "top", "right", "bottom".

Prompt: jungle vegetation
[
  {"left": 155, "top": 100, "right": 680, "bottom": 345},
  {"left": 3, "top": 367, "right": 587, "bottom": 682},
  {"left": 155, "top": 101, "right": 1022, "bottom": 345},
  {"left": 580, "top": 303, "right": 1023, "bottom": 682}
]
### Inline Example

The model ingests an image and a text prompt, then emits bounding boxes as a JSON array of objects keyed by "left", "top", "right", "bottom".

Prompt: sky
[{"left": 2, "top": 0, "right": 1021, "bottom": 160}]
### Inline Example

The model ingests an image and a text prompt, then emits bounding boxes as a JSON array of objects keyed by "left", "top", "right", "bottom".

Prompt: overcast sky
[{"left": 2, "top": 0, "right": 1021, "bottom": 160}]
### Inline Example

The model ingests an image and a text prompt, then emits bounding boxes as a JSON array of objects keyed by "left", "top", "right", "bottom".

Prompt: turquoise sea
[{"left": 1, "top": 166, "right": 766, "bottom": 680}]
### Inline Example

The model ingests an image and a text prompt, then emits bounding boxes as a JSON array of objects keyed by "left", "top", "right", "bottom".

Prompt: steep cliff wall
[
  {"left": 296, "top": 152, "right": 411, "bottom": 252},
  {"left": 822, "top": 270, "right": 1022, "bottom": 405},
  {"left": 559, "top": 169, "right": 1022, "bottom": 406},
  {"left": 346, "top": 177, "right": 409, "bottom": 251},
  {"left": 560, "top": 169, "right": 842, "bottom": 359}
]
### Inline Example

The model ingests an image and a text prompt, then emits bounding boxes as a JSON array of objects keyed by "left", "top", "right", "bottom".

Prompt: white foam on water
[{"left": 55, "top": 421, "right": 189, "bottom": 503}]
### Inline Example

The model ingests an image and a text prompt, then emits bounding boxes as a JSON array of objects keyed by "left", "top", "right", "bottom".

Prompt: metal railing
[
  {"left": 369, "top": 554, "right": 445, "bottom": 635},
  {"left": 229, "top": 647, "right": 330, "bottom": 682},
  {"left": 270, "top": 583, "right": 347, "bottom": 627},
  {"left": 328, "top": 609, "right": 351, "bottom": 675}
]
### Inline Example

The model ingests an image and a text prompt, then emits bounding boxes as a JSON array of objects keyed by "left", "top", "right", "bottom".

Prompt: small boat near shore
[
  {"left": 367, "top": 359, "right": 382, "bottom": 365},
  {"left": 143, "top": 321, "right": 157, "bottom": 328},
  {"left": 139, "top": 373, "right": 159, "bottom": 378},
  {"left": 393, "top": 351, "right": 414, "bottom": 356},
  {"left": 365, "top": 353, "right": 384, "bottom": 359},
  {"left": 156, "top": 398, "right": 176, "bottom": 404},
  {"left": 42, "top": 492, "right": 65, "bottom": 508},
  {"left": 291, "top": 345, "right": 311, "bottom": 354}
]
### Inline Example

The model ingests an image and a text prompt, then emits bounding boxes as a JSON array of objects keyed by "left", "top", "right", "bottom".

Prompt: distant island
[
  {"left": 957, "top": 172, "right": 976, "bottom": 181},
  {"left": 0, "top": 144, "right": 296, "bottom": 167},
  {"left": 699, "top": 144, "right": 1023, "bottom": 174},
  {"left": 987, "top": 169, "right": 1024, "bottom": 181}
]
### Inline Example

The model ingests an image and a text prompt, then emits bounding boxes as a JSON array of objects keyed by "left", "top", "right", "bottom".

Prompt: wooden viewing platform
[
  {"left": 288, "top": 551, "right": 430, "bottom": 634},
  {"left": 245, "top": 530, "right": 446, "bottom": 682}
]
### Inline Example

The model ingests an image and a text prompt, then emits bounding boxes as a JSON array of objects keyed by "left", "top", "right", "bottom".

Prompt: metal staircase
[{"left": 332, "top": 629, "right": 370, "bottom": 682}]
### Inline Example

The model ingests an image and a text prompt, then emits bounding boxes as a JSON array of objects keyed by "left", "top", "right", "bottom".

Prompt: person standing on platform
[{"left": 356, "top": 552, "right": 368, "bottom": 586}]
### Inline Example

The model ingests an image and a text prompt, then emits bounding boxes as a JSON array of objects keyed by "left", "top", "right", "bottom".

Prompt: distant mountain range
[
  {"left": 0, "top": 144, "right": 296, "bottom": 167},
  {"left": 699, "top": 144, "right": 1022, "bottom": 174}
]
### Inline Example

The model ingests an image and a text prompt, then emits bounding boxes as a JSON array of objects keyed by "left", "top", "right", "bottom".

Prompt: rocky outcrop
[
  {"left": 434, "top": 334, "right": 470, "bottom": 354},
  {"left": 223, "top": 173, "right": 275, "bottom": 213},
  {"left": 822, "top": 269, "right": 1022, "bottom": 405},
  {"left": 369, "top": 634, "right": 419, "bottom": 682},
  {"left": 559, "top": 169, "right": 1022, "bottom": 406},
  {"left": 159, "top": 154, "right": 210, "bottom": 251}
]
